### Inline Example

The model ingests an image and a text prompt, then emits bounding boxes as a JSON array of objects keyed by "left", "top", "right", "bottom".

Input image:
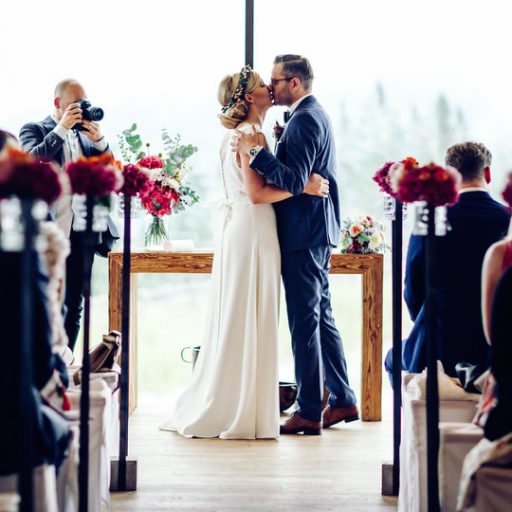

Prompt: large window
[{"left": 3, "top": 0, "right": 511, "bottom": 405}]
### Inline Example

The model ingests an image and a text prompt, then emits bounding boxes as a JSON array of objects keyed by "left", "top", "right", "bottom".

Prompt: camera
[{"left": 73, "top": 99, "right": 104, "bottom": 131}]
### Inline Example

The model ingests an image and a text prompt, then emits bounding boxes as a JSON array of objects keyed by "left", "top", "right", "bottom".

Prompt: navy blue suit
[
  {"left": 251, "top": 96, "right": 356, "bottom": 421},
  {"left": 385, "top": 191, "right": 510, "bottom": 379},
  {"left": 19, "top": 116, "right": 119, "bottom": 350}
]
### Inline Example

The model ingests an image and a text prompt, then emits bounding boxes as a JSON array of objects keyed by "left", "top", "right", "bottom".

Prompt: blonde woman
[{"left": 161, "top": 66, "right": 328, "bottom": 439}]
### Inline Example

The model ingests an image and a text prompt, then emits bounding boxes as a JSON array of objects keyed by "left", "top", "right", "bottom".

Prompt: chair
[
  {"left": 398, "top": 371, "right": 480, "bottom": 512},
  {"left": 0, "top": 465, "right": 58, "bottom": 512}
]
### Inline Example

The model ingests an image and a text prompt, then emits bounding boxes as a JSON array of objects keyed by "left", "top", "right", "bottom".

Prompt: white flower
[{"left": 369, "top": 235, "right": 380, "bottom": 251}]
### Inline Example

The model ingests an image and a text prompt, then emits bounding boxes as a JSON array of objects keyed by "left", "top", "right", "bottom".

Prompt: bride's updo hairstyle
[{"left": 218, "top": 65, "right": 262, "bottom": 129}]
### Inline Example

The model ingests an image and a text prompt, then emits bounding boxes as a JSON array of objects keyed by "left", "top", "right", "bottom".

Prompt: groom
[{"left": 235, "top": 55, "right": 358, "bottom": 435}]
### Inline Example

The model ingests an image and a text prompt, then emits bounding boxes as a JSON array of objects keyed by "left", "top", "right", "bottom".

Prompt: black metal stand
[
  {"left": 78, "top": 196, "right": 94, "bottom": 512},
  {"left": 19, "top": 199, "right": 35, "bottom": 512},
  {"left": 391, "top": 200, "right": 403, "bottom": 495},
  {"left": 382, "top": 198, "right": 403, "bottom": 497},
  {"left": 425, "top": 203, "right": 440, "bottom": 512},
  {"left": 245, "top": 0, "right": 254, "bottom": 67},
  {"left": 119, "top": 195, "right": 131, "bottom": 489}
]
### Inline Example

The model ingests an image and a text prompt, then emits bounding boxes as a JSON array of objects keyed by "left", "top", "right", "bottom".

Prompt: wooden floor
[{"left": 111, "top": 402, "right": 398, "bottom": 512}]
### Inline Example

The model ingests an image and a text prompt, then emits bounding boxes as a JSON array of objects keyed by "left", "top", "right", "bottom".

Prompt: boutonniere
[{"left": 273, "top": 121, "right": 284, "bottom": 142}]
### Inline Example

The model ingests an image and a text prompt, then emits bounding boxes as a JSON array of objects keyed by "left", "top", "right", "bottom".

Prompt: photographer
[{"left": 19, "top": 79, "right": 119, "bottom": 351}]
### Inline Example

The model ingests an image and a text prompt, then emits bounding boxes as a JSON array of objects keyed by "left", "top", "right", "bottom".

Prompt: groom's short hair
[
  {"left": 445, "top": 142, "right": 492, "bottom": 182},
  {"left": 274, "top": 55, "right": 314, "bottom": 91}
]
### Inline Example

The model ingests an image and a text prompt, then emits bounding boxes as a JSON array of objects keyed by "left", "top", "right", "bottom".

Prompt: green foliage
[
  {"left": 161, "top": 129, "right": 199, "bottom": 175},
  {"left": 118, "top": 123, "right": 146, "bottom": 162}
]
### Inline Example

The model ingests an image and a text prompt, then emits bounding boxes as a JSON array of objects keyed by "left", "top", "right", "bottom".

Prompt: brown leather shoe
[
  {"left": 322, "top": 404, "right": 359, "bottom": 428},
  {"left": 280, "top": 412, "right": 322, "bottom": 435}
]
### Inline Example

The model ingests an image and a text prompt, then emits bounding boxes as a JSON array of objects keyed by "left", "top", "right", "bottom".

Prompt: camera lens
[{"left": 88, "top": 107, "right": 104, "bottom": 121}]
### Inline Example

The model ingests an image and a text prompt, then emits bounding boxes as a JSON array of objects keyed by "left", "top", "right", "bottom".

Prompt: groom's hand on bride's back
[{"left": 304, "top": 173, "right": 329, "bottom": 197}]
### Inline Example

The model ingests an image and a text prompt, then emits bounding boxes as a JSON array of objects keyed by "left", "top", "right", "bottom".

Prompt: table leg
[{"left": 361, "top": 260, "right": 383, "bottom": 421}]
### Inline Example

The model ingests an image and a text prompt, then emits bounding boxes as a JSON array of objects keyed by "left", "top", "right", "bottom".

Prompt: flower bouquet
[
  {"left": 65, "top": 153, "right": 123, "bottom": 232},
  {"left": 339, "top": 215, "right": 387, "bottom": 254},
  {"left": 118, "top": 124, "right": 199, "bottom": 247},
  {"left": 373, "top": 157, "right": 419, "bottom": 198},
  {"left": 0, "top": 147, "right": 63, "bottom": 204},
  {"left": 391, "top": 161, "right": 460, "bottom": 206}
]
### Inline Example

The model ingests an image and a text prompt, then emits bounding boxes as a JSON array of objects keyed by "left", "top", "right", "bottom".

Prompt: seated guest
[
  {"left": 483, "top": 266, "right": 512, "bottom": 440},
  {"left": 0, "top": 241, "right": 71, "bottom": 475},
  {"left": 19, "top": 79, "right": 118, "bottom": 351},
  {"left": 385, "top": 142, "right": 511, "bottom": 380},
  {"left": 0, "top": 131, "right": 71, "bottom": 474},
  {"left": 482, "top": 212, "right": 512, "bottom": 343}
]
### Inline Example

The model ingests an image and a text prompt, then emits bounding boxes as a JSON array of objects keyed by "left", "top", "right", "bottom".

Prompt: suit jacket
[
  {"left": 251, "top": 96, "right": 340, "bottom": 252},
  {"left": 19, "top": 116, "right": 119, "bottom": 243},
  {"left": 403, "top": 191, "right": 511, "bottom": 375}
]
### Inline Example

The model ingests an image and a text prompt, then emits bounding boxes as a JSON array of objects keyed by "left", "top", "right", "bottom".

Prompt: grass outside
[{"left": 79, "top": 251, "right": 407, "bottom": 415}]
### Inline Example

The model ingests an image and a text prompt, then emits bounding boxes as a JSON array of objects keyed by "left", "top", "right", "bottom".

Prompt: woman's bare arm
[{"left": 482, "top": 242, "right": 506, "bottom": 344}]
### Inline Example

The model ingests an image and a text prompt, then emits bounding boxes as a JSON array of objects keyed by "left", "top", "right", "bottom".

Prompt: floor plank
[{"left": 111, "top": 403, "right": 397, "bottom": 511}]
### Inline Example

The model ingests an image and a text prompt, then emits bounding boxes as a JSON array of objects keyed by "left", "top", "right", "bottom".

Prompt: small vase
[{"left": 144, "top": 214, "right": 168, "bottom": 248}]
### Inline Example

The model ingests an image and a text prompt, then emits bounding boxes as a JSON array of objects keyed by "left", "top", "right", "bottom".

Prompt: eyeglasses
[{"left": 270, "top": 77, "right": 294, "bottom": 86}]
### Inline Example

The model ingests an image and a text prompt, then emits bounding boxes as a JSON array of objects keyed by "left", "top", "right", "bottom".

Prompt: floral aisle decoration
[
  {"left": 65, "top": 153, "right": 123, "bottom": 232},
  {"left": 339, "top": 215, "right": 388, "bottom": 254},
  {"left": 0, "top": 147, "right": 65, "bottom": 251},
  {"left": 391, "top": 161, "right": 460, "bottom": 206},
  {"left": 119, "top": 124, "right": 199, "bottom": 247},
  {"left": 0, "top": 147, "right": 63, "bottom": 204}
]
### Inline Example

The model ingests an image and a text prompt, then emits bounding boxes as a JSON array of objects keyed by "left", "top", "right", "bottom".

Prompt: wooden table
[{"left": 109, "top": 251, "right": 383, "bottom": 421}]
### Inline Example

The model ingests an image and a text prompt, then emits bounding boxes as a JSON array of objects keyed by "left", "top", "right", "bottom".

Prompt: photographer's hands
[
  {"left": 59, "top": 103, "right": 82, "bottom": 130},
  {"left": 82, "top": 121, "right": 103, "bottom": 142}
]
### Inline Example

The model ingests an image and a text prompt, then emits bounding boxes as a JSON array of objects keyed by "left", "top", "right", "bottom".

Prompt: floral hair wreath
[{"left": 221, "top": 65, "right": 252, "bottom": 113}]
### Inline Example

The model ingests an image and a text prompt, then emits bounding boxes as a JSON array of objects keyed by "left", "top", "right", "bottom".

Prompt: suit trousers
[
  {"left": 281, "top": 245, "right": 356, "bottom": 422},
  {"left": 64, "top": 230, "right": 95, "bottom": 351}
]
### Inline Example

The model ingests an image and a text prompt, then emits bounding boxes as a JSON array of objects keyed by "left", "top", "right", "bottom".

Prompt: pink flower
[
  {"left": 349, "top": 223, "right": 364, "bottom": 237},
  {"left": 121, "top": 164, "right": 151, "bottom": 197},
  {"left": 138, "top": 155, "right": 164, "bottom": 169},
  {"left": 66, "top": 155, "right": 123, "bottom": 198},
  {"left": 0, "top": 148, "right": 62, "bottom": 204},
  {"left": 373, "top": 161, "right": 395, "bottom": 196},
  {"left": 396, "top": 162, "right": 460, "bottom": 206}
]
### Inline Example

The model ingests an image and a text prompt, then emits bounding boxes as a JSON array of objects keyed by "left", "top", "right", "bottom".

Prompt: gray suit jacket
[{"left": 19, "top": 116, "right": 119, "bottom": 244}]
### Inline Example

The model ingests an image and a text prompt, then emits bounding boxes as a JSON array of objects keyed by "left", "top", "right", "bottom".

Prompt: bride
[{"left": 161, "top": 66, "right": 329, "bottom": 439}]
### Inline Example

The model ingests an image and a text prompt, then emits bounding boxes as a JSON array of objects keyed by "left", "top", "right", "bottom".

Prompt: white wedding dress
[{"left": 161, "top": 124, "right": 280, "bottom": 439}]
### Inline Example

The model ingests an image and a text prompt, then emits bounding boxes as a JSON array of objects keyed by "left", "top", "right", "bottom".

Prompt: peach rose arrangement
[{"left": 339, "top": 215, "right": 388, "bottom": 254}]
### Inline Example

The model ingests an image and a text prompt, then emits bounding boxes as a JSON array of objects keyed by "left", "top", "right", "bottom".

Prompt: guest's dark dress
[
  {"left": 484, "top": 266, "right": 512, "bottom": 440},
  {"left": 0, "top": 252, "right": 70, "bottom": 474}
]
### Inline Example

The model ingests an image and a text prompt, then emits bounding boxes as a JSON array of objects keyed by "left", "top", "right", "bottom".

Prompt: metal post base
[
  {"left": 110, "top": 459, "right": 138, "bottom": 491},
  {"left": 381, "top": 462, "right": 398, "bottom": 496}
]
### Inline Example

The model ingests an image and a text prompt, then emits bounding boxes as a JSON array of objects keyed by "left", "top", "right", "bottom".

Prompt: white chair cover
[
  {"left": 398, "top": 370, "right": 480, "bottom": 512},
  {"left": 439, "top": 422, "right": 483, "bottom": 511},
  {"left": 66, "top": 379, "right": 112, "bottom": 512},
  {"left": 0, "top": 464, "right": 58, "bottom": 512}
]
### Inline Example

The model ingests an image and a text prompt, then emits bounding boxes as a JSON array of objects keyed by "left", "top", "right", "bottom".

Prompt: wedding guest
[
  {"left": 481, "top": 174, "right": 512, "bottom": 343},
  {"left": 482, "top": 266, "right": 512, "bottom": 440},
  {"left": 19, "top": 79, "right": 119, "bottom": 351},
  {"left": 0, "top": 227, "right": 71, "bottom": 475},
  {"left": 385, "top": 142, "right": 511, "bottom": 381}
]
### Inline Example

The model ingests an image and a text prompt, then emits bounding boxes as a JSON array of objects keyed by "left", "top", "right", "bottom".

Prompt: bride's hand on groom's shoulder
[
  {"left": 304, "top": 173, "right": 329, "bottom": 198},
  {"left": 231, "top": 125, "right": 260, "bottom": 155}
]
